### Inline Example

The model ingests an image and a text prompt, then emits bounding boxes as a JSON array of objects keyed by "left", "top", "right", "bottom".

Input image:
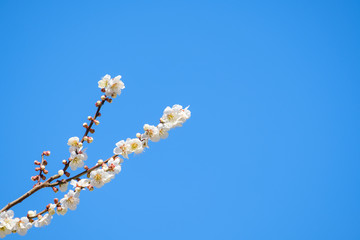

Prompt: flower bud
[
  {"left": 58, "top": 170, "right": 64, "bottom": 176},
  {"left": 35, "top": 167, "right": 40, "bottom": 171},
  {"left": 46, "top": 204, "right": 51, "bottom": 209},
  {"left": 54, "top": 198, "right": 59, "bottom": 204},
  {"left": 27, "top": 210, "right": 37, "bottom": 218},
  {"left": 106, "top": 98, "right": 113, "bottom": 103},
  {"left": 101, "top": 88, "right": 106, "bottom": 93},
  {"left": 78, "top": 142, "right": 83, "bottom": 147},
  {"left": 83, "top": 136, "right": 89, "bottom": 142},
  {"left": 96, "top": 112, "right": 101, "bottom": 117},
  {"left": 43, "top": 160, "right": 48, "bottom": 166},
  {"left": 62, "top": 159, "right": 67, "bottom": 164},
  {"left": 94, "top": 120, "right": 100, "bottom": 125},
  {"left": 43, "top": 151, "right": 51, "bottom": 156},
  {"left": 43, "top": 169, "right": 49, "bottom": 174},
  {"left": 88, "top": 185, "right": 94, "bottom": 191},
  {"left": 31, "top": 176, "right": 38, "bottom": 181},
  {"left": 41, "top": 175, "right": 46, "bottom": 180},
  {"left": 136, "top": 133, "right": 141, "bottom": 138},
  {"left": 95, "top": 100, "right": 102, "bottom": 107},
  {"left": 83, "top": 122, "right": 89, "bottom": 128},
  {"left": 64, "top": 172, "right": 70, "bottom": 177},
  {"left": 52, "top": 187, "right": 58, "bottom": 193},
  {"left": 34, "top": 160, "right": 41, "bottom": 165},
  {"left": 87, "top": 116, "right": 93, "bottom": 120},
  {"left": 87, "top": 137, "right": 93, "bottom": 143},
  {"left": 97, "top": 159, "right": 104, "bottom": 165},
  {"left": 101, "top": 95, "right": 106, "bottom": 101},
  {"left": 89, "top": 128, "right": 95, "bottom": 134}
]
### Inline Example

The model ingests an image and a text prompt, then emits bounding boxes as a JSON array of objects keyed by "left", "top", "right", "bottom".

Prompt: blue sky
[{"left": 0, "top": 0, "right": 359, "bottom": 239}]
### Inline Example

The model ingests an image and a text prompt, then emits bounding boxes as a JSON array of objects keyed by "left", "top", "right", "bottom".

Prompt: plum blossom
[
  {"left": 143, "top": 124, "right": 160, "bottom": 142},
  {"left": 69, "top": 148, "right": 88, "bottom": 171},
  {"left": 90, "top": 169, "right": 111, "bottom": 188},
  {"left": 59, "top": 182, "right": 69, "bottom": 192},
  {"left": 33, "top": 214, "right": 52, "bottom": 228},
  {"left": 127, "top": 138, "right": 144, "bottom": 154},
  {"left": 113, "top": 140, "right": 131, "bottom": 159},
  {"left": 98, "top": 74, "right": 125, "bottom": 98},
  {"left": 104, "top": 157, "right": 122, "bottom": 179},
  {"left": 70, "top": 179, "right": 90, "bottom": 189},
  {"left": 13, "top": 217, "right": 32, "bottom": 236},
  {"left": 0, "top": 210, "right": 15, "bottom": 239},
  {"left": 161, "top": 104, "right": 191, "bottom": 129},
  {"left": 60, "top": 190, "right": 80, "bottom": 211}
]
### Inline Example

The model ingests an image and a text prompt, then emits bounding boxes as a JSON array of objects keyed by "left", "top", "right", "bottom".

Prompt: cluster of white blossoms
[
  {"left": 0, "top": 74, "right": 191, "bottom": 238},
  {"left": 98, "top": 74, "right": 125, "bottom": 98},
  {"left": 67, "top": 137, "right": 88, "bottom": 171}
]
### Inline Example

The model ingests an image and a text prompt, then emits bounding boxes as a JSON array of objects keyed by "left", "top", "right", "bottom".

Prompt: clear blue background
[{"left": 0, "top": 0, "right": 359, "bottom": 239}]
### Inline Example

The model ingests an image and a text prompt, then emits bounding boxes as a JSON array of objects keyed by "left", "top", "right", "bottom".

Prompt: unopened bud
[
  {"left": 84, "top": 165, "right": 89, "bottom": 170},
  {"left": 27, "top": 210, "right": 37, "bottom": 218},
  {"left": 96, "top": 112, "right": 101, "bottom": 117},
  {"left": 43, "top": 169, "right": 49, "bottom": 174},
  {"left": 101, "top": 95, "right": 106, "bottom": 100},
  {"left": 35, "top": 167, "right": 40, "bottom": 171},
  {"left": 34, "top": 160, "right": 41, "bottom": 165},
  {"left": 62, "top": 159, "right": 67, "bottom": 164},
  {"left": 89, "top": 128, "right": 95, "bottom": 134},
  {"left": 31, "top": 176, "right": 37, "bottom": 181},
  {"left": 83, "top": 136, "right": 89, "bottom": 142},
  {"left": 95, "top": 100, "right": 102, "bottom": 107},
  {"left": 83, "top": 122, "right": 89, "bottom": 128},
  {"left": 41, "top": 175, "right": 46, "bottom": 180},
  {"left": 43, "top": 151, "right": 51, "bottom": 156},
  {"left": 87, "top": 137, "right": 93, "bottom": 143},
  {"left": 43, "top": 160, "right": 48, "bottom": 166},
  {"left": 46, "top": 204, "right": 51, "bottom": 209},
  {"left": 106, "top": 98, "right": 113, "bottom": 103},
  {"left": 78, "top": 142, "right": 83, "bottom": 147},
  {"left": 52, "top": 187, "right": 58, "bottom": 193},
  {"left": 136, "top": 133, "right": 141, "bottom": 138},
  {"left": 64, "top": 172, "right": 70, "bottom": 177},
  {"left": 97, "top": 159, "right": 104, "bottom": 165},
  {"left": 94, "top": 120, "right": 100, "bottom": 125},
  {"left": 87, "top": 116, "right": 93, "bottom": 120},
  {"left": 54, "top": 198, "right": 59, "bottom": 204},
  {"left": 88, "top": 185, "right": 94, "bottom": 191},
  {"left": 101, "top": 88, "right": 106, "bottom": 92},
  {"left": 58, "top": 170, "right": 64, "bottom": 176}
]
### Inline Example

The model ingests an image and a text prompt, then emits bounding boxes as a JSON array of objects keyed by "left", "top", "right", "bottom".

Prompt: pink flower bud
[
  {"left": 35, "top": 167, "right": 40, "bottom": 171},
  {"left": 89, "top": 128, "right": 95, "bottom": 134},
  {"left": 62, "top": 159, "right": 67, "bottom": 164},
  {"left": 43, "top": 169, "right": 49, "bottom": 174},
  {"left": 52, "top": 187, "right": 58, "bottom": 193},
  {"left": 64, "top": 172, "right": 70, "bottom": 177},
  {"left": 54, "top": 198, "right": 59, "bottom": 204},
  {"left": 34, "top": 160, "right": 41, "bottom": 165},
  {"left": 83, "top": 122, "right": 89, "bottom": 128}
]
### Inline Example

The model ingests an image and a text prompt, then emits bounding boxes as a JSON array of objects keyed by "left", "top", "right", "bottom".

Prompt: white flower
[
  {"left": 0, "top": 210, "right": 15, "bottom": 238},
  {"left": 106, "top": 157, "right": 122, "bottom": 179},
  {"left": 56, "top": 205, "right": 67, "bottom": 216},
  {"left": 98, "top": 74, "right": 125, "bottom": 98},
  {"left": 157, "top": 123, "right": 170, "bottom": 140},
  {"left": 127, "top": 138, "right": 144, "bottom": 154},
  {"left": 60, "top": 190, "right": 80, "bottom": 211},
  {"left": 48, "top": 204, "right": 57, "bottom": 216},
  {"left": 161, "top": 104, "right": 191, "bottom": 128},
  {"left": 14, "top": 217, "right": 32, "bottom": 236},
  {"left": 67, "top": 136, "right": 80, "bottom": 147},
  {"left": 113, "top": 140, "right": 131, "bottom": 159},
  {"left": 90, "top": 169, "right": 111, "bottom": 188},
  {"left": 70, "top": 179, "right": 90, "bottom": 189},
  {"left": 144, "top": 124, "right": 160, "bottom": 142},
  {"left": 27, "top": 210, "right": 37, "bottom": 218},
  {"left": 69, "top": 148, "right": 88, "bottom": 171},
  {"left": 59, "top": 182, "right": 69, "bottom": 192},
  {"left": 33, "top": 214, "right": 52, "bottom": 228}
]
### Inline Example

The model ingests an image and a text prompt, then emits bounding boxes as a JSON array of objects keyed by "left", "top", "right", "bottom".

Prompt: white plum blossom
[
  {"left": 90, "top": 169, "right": 111, "bottom": 188},
  {"left": 67, "top": 136, "right": 80, "bottom": 148},
  {"left": 13, "top": 217, "right": 32, "bottom": 236},
  {"left": 161, "top": 104, "right": 191, "bottom": 129},
  {"left": 70, "top": 179, "right": 90, "bottom": 189},
  {"left": 69, "top": 148, "right": 88, "bottom": 171},
  {"left": 113, "top": 140, "right": 131, "bottom": 159},
  {"left": 143, "top": 124, "right": 160, "bottom": 142},
  {"left": 0, "top": 210, "right": 15, "bottom": 238},
  {"left": 104, "top": 157, "right": 122, "bottom": 179},
  {"left": 157, "top": 123, "right": 170, "bottom": 140},
  {"left": 98, "top": 74, "right": 125, "bottom": 98},
  {"left": 59, "top": 181, "right": 69, "bottom": 192},
  {"left": 33, "top": 214, "right": 52, "bottom": 228},
  {"left": 56, "top": 205, "right": 67, "bottom": 216},
  {"left": 127, "top": 138, "right": 144, "bottom": 154},
  {"left": 60, "top": 190, "right": 80, "bottom": 211},
  {"left": 48, "top": 204, "right": 57, "bottom": 216}
]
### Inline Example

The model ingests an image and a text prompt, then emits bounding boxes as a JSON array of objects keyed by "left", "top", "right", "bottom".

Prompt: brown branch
[{"left": 0, "top": 98, "right": 108, "bottom": 213}]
